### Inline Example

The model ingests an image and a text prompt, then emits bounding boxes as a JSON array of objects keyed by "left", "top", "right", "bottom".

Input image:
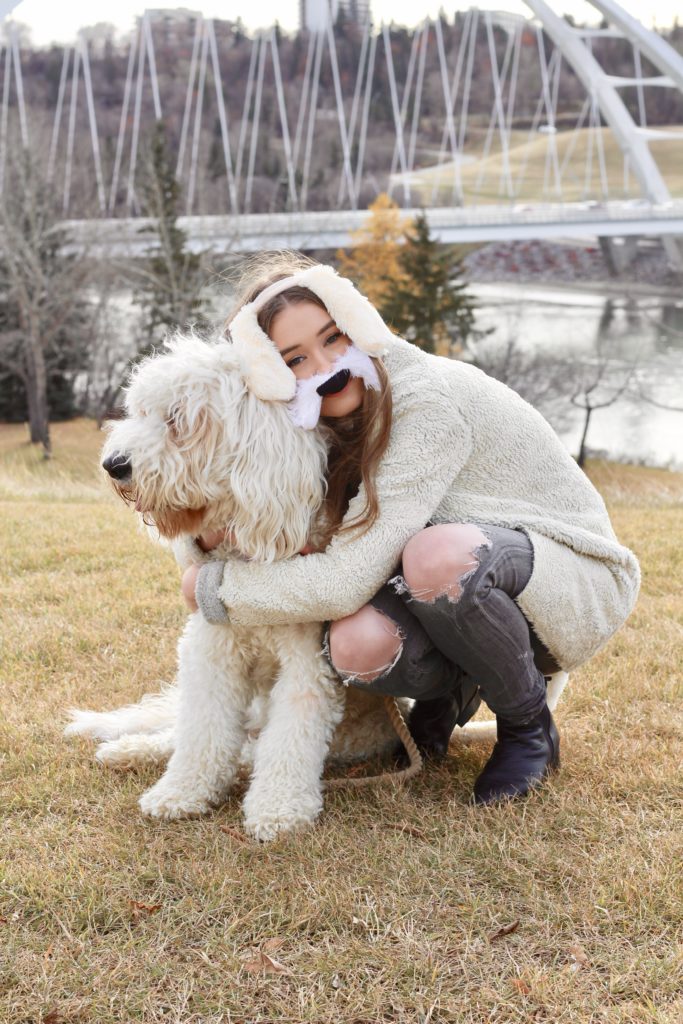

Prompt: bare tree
[
  {"left": 470, "top": 299, "right": 643, "bottom": 467},
  {"left": 569, "top": 362, "right": 637, "bottom": 467},
  {"left": 565, "top": 301, "right": 640, "bottom": 468},
  {"left": 75, "top": 260, "right": 143, "bottom": 426},
  {"left": 0, "top": 142, "right": 97, "bottom": 457}
]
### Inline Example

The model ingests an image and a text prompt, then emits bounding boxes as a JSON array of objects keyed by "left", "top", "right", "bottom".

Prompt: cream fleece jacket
[{"left": 189, "top": 336, "right": 640, "bottom": 673}]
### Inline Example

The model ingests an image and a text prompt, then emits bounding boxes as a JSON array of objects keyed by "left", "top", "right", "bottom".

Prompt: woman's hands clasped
[{"left": 180, "top": 530, "right": 317, "bottom": 613}]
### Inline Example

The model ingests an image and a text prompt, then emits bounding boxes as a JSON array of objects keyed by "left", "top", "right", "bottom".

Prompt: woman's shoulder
[{"left": 383, "top": 336, "right": 507, "bottom": 406}]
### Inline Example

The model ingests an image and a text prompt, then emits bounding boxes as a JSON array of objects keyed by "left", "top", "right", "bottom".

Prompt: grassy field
[
  {"left": 1, "top": 419, "right": 682, "bottom": 1023},
  {"left": 403, "top": 126, "right": 683, "bottom": 205}
]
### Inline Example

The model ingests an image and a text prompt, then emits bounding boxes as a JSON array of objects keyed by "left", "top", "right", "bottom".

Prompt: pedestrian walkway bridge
[{"left": 63, "top": 199, "right": 683, "bottom": 256}]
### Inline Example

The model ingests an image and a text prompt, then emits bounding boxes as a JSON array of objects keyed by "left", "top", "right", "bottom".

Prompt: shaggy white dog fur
[
  {"left": 66, "top": 327, "right": 570, "bottom": 837},
  {"left": 66, "top": 333, "right": 401, "bottom": 841}
]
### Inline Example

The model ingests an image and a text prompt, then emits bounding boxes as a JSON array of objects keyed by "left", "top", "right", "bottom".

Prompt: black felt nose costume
[{"left": 316, "top": 369, "right": 351, "bottom": 397}]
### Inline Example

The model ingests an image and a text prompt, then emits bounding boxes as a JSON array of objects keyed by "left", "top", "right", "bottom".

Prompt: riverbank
[
  {"left": 464, "top": 238, "right": 681, "bottom": 289},
  {"left": 474, "top": 275, "right": 683, "bottom": 301}
]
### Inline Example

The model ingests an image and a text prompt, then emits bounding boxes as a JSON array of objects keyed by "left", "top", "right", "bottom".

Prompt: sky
[{"left": 4, "top": 0, "right": 681, "bottom": 47}]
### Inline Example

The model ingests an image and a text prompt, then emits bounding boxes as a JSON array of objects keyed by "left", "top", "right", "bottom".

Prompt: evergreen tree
[
  {"left": 136, "top": 121, "right": 209, "bottom": 354},
  {"left": 378, "top": 210, "right": 477, "bottom": 355}
]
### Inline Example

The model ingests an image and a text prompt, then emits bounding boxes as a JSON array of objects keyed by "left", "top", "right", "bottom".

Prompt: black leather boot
[
  {"left": 394, "top": 678, "right": 481, "bottom": 768},
  {"left": 472, "top": 703, "right": 560, "bottom": 805}
]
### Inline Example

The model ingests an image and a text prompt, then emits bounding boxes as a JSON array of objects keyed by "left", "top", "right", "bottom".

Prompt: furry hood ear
[{"left": 229, "top": 264, "right": 395, "bottom": 401}]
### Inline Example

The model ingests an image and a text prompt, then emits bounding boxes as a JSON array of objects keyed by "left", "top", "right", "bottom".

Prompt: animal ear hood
[{"left": 228, "top": 263, "right": 395, "bottom": 401}]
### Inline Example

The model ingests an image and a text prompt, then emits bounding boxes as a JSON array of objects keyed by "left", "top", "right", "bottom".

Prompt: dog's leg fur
[
  {"left": 139, "top": 614, "right": 252, "bottom": 819},
  {"left": 69, "top": 669, "right": 570, "bottom": 775},
  {"left": 242, "top": 625, "right": 345, "bottom": 841}
]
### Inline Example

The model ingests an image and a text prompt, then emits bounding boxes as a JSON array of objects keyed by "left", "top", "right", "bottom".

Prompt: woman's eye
[{"left": 286, "top": 334, "right": 344, "bottom": 368}]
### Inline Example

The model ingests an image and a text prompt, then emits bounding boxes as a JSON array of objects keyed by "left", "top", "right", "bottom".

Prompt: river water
[
  {"left": 99, "top": 281, "right": 683, "bottom": 472},
  {"left": 470, "top": 283, "right": 683, "bottom": 472}
]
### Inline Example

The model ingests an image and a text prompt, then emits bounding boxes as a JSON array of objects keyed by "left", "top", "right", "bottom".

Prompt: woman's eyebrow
[{"left": 279, "top": 320, "right": 337, "bottom": 358}]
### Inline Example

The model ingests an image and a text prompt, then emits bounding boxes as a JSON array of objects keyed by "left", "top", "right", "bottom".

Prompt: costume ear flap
[
  {"left": 229, "top": 305, "right": 296, "bottom": 401},
  {"left": 301, "top": 265, "right": 394, "bottom": 356},
  {"left": 228, "top": 262, "right": 394, "bottom": 403}
]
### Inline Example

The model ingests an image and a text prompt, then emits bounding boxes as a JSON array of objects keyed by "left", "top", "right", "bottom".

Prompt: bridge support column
[
  {"left": 598, "top": 235, "right": 638, "bottom": 276},
  {"left": 661, "top": 236, "right": 683, "bottom": 276},
  {"left": 667, "top": 237, "right": 683, "bottom": 274}
]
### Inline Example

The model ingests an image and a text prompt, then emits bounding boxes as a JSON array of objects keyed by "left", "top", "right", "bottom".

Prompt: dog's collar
[{"left": 228, "top": 264, "right": 395, "bottom": 401}]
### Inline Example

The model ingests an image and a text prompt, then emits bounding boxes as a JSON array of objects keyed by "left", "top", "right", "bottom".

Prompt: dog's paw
[
  {"left": 242, "top": 787, "right": 322, "bottom": 842},
  {"left": 243, "top": 810, "right": 318, "bottom": 843},
  {"left": 139, "top": 775, "right": 217, "bottom": 820},
  {"left": 95, "top": 738, "right": 141, "bottom": 770},
  {"left": 95, "top": 731, "right": 173, "bottom": 769}
]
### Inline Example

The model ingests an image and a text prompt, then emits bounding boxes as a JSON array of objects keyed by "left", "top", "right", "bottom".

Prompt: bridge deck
[{"left": 60, "top": 201, "right": 683, "bottom": 255}]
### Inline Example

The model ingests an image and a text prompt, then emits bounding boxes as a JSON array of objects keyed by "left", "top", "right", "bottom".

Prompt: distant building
[
  {"left": 299, "top": 0, "right": 372, "bottom": 33},
  {"left": 144, "top": 9, "right": 202, "bottom": 47}
]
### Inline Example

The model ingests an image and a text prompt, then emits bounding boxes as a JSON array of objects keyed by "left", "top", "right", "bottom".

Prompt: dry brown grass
[
  {"left": 1, "top": 420, "right": 682, "bottom": 1023},
  {"left": 409, "top": 126, "right": 683, "bottom": 205}
]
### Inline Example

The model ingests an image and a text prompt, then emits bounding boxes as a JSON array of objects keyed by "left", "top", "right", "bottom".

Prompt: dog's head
[{"left": 102, "top": 333, "right": 327, "bottom": 562}]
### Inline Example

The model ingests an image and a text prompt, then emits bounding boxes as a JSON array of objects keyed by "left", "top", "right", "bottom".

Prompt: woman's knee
[
  {"left": 327, "top": 605, "right": 404, "bottom": 682},
  {"left": 401, "top": 523, "right": 492, "bottom": 603}
]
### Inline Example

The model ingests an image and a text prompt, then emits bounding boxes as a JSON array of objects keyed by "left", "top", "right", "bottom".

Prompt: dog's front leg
[
  {"left": 139, "top": 615, "right": 250, "bottom": 820},
  {"left": 243, "top": 625, "right": 345, "bottom": 842}
]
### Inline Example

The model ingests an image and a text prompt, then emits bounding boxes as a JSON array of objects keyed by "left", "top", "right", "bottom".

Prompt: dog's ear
[
  {"left": 227, "top": 398, "right": 327, "bottom": 563},
  {"left": 165, "top": 397, "right": 213, "bottom": 452}
]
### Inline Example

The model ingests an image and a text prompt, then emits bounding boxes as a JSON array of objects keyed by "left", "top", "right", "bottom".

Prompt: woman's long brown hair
[{"left": 224, "top": 250, "right": 393, "bottom": 549}]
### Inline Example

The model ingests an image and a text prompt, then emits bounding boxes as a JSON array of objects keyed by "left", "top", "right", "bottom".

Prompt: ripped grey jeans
[{"left": 324, "top": 523, "right": 561, "bottom": 726}]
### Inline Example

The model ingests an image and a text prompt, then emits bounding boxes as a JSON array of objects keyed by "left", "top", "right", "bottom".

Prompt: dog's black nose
[
  {"left": 317, "top": 369, "right": 351, "bottom": 397},
  {"left": 102, "top": 452, "right": 132, "bottom": 480}
]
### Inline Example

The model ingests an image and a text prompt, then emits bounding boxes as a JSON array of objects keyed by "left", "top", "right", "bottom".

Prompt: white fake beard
[{"left": 287, "top": 345, "right": 381, "bottom": 429}]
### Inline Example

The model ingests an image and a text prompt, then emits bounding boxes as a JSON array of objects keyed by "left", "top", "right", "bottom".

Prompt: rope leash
[{"left": 323, "top": 695, "right": 423, "bottom": 790}]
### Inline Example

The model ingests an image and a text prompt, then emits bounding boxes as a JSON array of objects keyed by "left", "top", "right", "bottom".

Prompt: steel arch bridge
[{"left": 1, "top": 1, "right": 683, "bottom": 267}]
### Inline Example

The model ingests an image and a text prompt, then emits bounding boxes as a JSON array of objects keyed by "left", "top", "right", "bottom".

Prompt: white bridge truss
[{"left": 1, "top": 2, "right": 683, "bottom": 265}]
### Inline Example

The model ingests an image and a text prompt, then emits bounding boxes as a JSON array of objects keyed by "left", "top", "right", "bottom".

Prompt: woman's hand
[
  {"left": 197, "top": 528, "right": 233, "bottom": 552},
  {"left": 181, "top": 564, "right": 200, "bottom": 612},
  {"left": 184, "top": 533, "right": 314, "bottom": 614}
]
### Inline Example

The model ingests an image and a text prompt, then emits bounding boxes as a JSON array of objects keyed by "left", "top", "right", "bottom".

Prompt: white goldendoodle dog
[{"left": 66, "top": 333, "right": 400, "bottom": 841}]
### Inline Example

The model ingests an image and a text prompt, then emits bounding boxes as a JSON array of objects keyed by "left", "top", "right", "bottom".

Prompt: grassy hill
[
  {"left": 401, "top": 126, "right": 683, "bottom": 205},
  {"left": 1, "top": 419, "right": 681, "bottom": 1022}
]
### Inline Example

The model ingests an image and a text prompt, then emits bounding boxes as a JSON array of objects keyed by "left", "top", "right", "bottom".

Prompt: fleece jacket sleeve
[{"left": 199, "top": 381, "right": 473, "bottom": 627}]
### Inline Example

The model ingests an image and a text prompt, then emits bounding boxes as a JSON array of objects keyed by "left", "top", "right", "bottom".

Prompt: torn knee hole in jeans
[
  {"left": 390, "top": 529, "right": 493, "bottom": 605},
  {"left": 322, "top": 618, "right": 406, "bottom": 687}
]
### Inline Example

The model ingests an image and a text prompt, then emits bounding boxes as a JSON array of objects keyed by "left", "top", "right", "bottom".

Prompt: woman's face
[{"left": 269, "top": 300, "right": 365, "bottom": 418}]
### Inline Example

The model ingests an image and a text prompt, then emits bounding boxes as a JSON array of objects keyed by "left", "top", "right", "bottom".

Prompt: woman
[{"left": 182, "top": 251, "right": 640, "bottom": 805}]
